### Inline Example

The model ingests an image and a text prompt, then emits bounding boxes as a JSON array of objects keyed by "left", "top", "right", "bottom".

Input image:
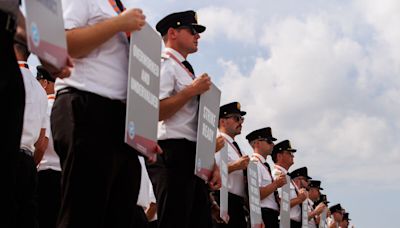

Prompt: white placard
[
  {"left": 125, "top": 23, "right": 161, "bottom": 160},
  {"left": 25, "top": 0, "right": 68, "bottom": 69},
  {"left": 195, "top": 83, "right": 221, "bottom": 181}
]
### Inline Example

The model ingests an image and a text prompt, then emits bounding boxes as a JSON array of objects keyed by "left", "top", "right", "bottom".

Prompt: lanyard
[
  {"left": 253, "top": 155, "right": 274, "bottom": 181},
  {"left": 224, "top": 138, "right": 242, "bottom": 158},
  {"left": 164, "top": 51, "right": 195, "bottom": 80},
  {"left": 254, "top": 155, "right": 281, "bottom": 208},
  {"left": 19, "top": 63, "right": 29, "bottom": 69},
  {"left": 107, "top": 0, "right": 130, "bottom": 40}
]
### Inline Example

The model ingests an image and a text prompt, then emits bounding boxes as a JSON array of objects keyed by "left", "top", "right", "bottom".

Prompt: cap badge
[{"left": 237, "top": 102, "right": 241, "bottom": 110}]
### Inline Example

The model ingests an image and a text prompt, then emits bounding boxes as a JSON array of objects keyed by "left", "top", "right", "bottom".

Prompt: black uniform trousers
[
  {"left": 51, "top": 88, "right": 143, "bottom": 228},
  {"left": 261, "top": 208, "right": 279, "bottom": 228},
  {"left": 147, "top": 139, "right": 212, "bottom": 228},
  {"left": 290, "top": 220, "right": 302, "bottom": 228},
  {"left": 37, "top": 169, "right": 61, "bottom": 228},
  {"left": 213, "top": 192, "right": 247, "bottom": 228},
  {"left": 15, "top": 150, "right": 39, "bottom": 228},
  {"left": 0, "top": 9, "right": 25, "bottom": 228}
]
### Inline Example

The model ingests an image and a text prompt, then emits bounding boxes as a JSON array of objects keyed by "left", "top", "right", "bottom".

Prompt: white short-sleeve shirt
[
  {"left": 307, "top": 199, "right": 317, "bottom": 228},
  {"left": 252, "top": 153, "right": 279, "bottom": 211},
  {"left": 56, "top": 0, "right": 130, "bottom": 100},
  {"left": 20, "top": 62, "right": 48, "bottom": 153},
  {"left": 215, "top": 132, "right": 245, "bottom": 197},
  {"left": 38, "top": 94, "right": 61, "bottom": 172},
  {"left": 157, "top": 48, "right": 198, "bottom": 141},
  {"left": 273, "top": 164, "right": 301, "bottom": 222}
]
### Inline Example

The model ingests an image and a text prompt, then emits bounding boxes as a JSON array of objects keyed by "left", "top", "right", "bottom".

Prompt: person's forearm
[
  {"left": 66, "top": 17, "right": 120, "bottom": 58},
  {"left": 34, "top": 130, "right": 48, "bottom": 166},
  {"left": 260, "top": 182, "right": 277, "bottom": 200},
  {"left": 228, "top": 162, "right": 240, "bottom": 174},
  {"left": 159, "top": 87, "right": 195, "bottom": 121},
  {"left": 290, "top": 197, "right": 304, "bottom": 208}
]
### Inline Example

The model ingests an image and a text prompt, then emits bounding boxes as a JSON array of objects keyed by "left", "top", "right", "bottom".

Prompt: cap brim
[
  {"left": 192, "top": 24, "right": 206, "bottom": 33},
  {"left": 312, "top": 186, "right": 324, "bottom": 190},
  {"left": 271, "top": 137, "right": 277, "bottom": 141},
  {"left": 287, "top": 148, "right": 297, "bottom": 152},
  {"left": 240, "top": 111, "right": 246, "bottom": 116}
]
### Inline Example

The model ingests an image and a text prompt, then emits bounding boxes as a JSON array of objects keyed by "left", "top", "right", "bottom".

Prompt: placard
[
  {"left": 25, "top": 0, "right": 68, "bottom": 69},
  {"left": 247, "top": 161, "right": 263, "bottom": 228},
  {"left": 279, "top": 176, "right": 291, "bottom": 228},
  {"left": 302, "top": 200, "right": 309, "bottom": 228},
  {"left": 219, "top": 144, "right": 229, "bottom": 223},
  {"left": 125, "top": 23, "right": 161, "bottom": 160},
  {"left": 319, "top": 207, "right": 328, "bottom": 228},
  {"left": 195, "top": 83, "right": 221, "bottom": 181}
]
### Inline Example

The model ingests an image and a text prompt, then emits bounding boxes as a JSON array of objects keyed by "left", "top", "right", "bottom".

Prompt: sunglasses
[
  {"left": 259, "top": 139, "right": 274, "bottom": 145},
  {"left": 224, "top": 115, "right": 244, "bottom": 122},
  {"left": 178, "top": 26, "right": 198, "bottom": 35},
  {"left": 283, "top": 151, "right": 294, "bottom": 156}
]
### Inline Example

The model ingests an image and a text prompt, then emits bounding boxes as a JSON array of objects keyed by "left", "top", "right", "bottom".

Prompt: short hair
[
  {"left": 250, "top": 140, "right": 257, "bottom": 148},
  {"left": 271, "top": 152, "right": 279, "bottom": 163}
]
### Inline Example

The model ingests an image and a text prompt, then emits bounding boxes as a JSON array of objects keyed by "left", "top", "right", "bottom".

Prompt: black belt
[
  {"left": 20, "top": 148, "right": 33, "bottom": 157},
  {"left": 0, "top": 9, "right": 16, "bottom": 33},
  {"left": 56, "top": 87, "right": 78, "bottom": 96},
  {"left": 261, "top": 207, "right": 279, "bottom": 215},
  {"left": 290, "top": 219, "right": 302, "bottom": 228},
  {"left": 56, "top": 87, "right": 126, "bottom": 104}
]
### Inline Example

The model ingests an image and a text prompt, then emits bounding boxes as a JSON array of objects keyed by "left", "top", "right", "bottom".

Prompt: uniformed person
[
  {"left": 214, "top": 102, "right": 249, "bottom": 228},
  {"left": 246, "top": 127, "right": 286, "bottom": 228},
  {"left": 290, "top": 167, "right": 327, "bottom": 228},
  {"left": 314, "top": 193, "right": 330, "bottom": 207},
  {"left": 36, "top": 66, "right": 62, "bottom": 228},
  {"left": 328, "top": 204, "right": 344, "bottom": 228},
  {"left": 271, "top": 140, "right": 307, "bottom": 228},
  {"left": 14, "top": 32, "right": 49, "bottom": 228},
  {"left": 0, "top": 2, "right": 25, "bottom": 226},
  {"left": 307, "top": 180, "right": 327, "bottom": 228},
  {"left": 51, "top": 1, "right": 148, "bottom": 227},
  {"left": 147, "top": 10, "right": 220, "bottom": 228},
  {"left": 340, "top": 212, "right": 351, "bottom": 228}
]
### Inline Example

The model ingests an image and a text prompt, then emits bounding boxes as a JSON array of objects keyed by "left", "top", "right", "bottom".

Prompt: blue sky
[{"left": 26, "top": 0, "right": 400, "bottom": 227}]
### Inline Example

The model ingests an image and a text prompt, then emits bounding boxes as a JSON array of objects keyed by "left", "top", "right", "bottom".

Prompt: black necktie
[
  {"left": 114, "top": 0, "right": 130, "bottom": 43},
  {"left": 233, "top": 141, "right": 249, "bottom": 211},
  {"left": 232, "top": 141, "right": 243, "bottom": 156},
  {"left": 290, "top": 177, "right": 303, "bottom": 223},
  {"left": 264, "top": 162, "right": 281, "bottom": 209},
  {"left": 115, "top": 0, "right": 124, "bottom": 12},
  {"left": 182, "top": 60, "right": 195, "bottom": 75}
]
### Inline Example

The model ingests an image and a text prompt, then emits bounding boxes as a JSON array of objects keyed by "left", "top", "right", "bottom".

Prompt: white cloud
[
  {"left": 214, "top": 2, "right": 400, "bottom": 190},
  {"left": 197, "top": 6, "right": 257, "bottom": 43}
]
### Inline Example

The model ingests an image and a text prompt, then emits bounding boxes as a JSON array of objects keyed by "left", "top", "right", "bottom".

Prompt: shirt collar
[
  {"left": 252, "top": 152, "right": 266, "bottom": 163},
  {"left": 163, "top": 47, "right": 185, "bottom": 62},
  {"left": 274, "top": 164, "right": 288, "bottom": 174},
  {"left": 219, "top": 131, "right": 234, "bottom": 143}
]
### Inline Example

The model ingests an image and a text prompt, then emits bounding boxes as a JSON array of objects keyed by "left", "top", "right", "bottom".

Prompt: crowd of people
[{"left": 1, "top": 0, "right": 353, "bottom": 228}]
